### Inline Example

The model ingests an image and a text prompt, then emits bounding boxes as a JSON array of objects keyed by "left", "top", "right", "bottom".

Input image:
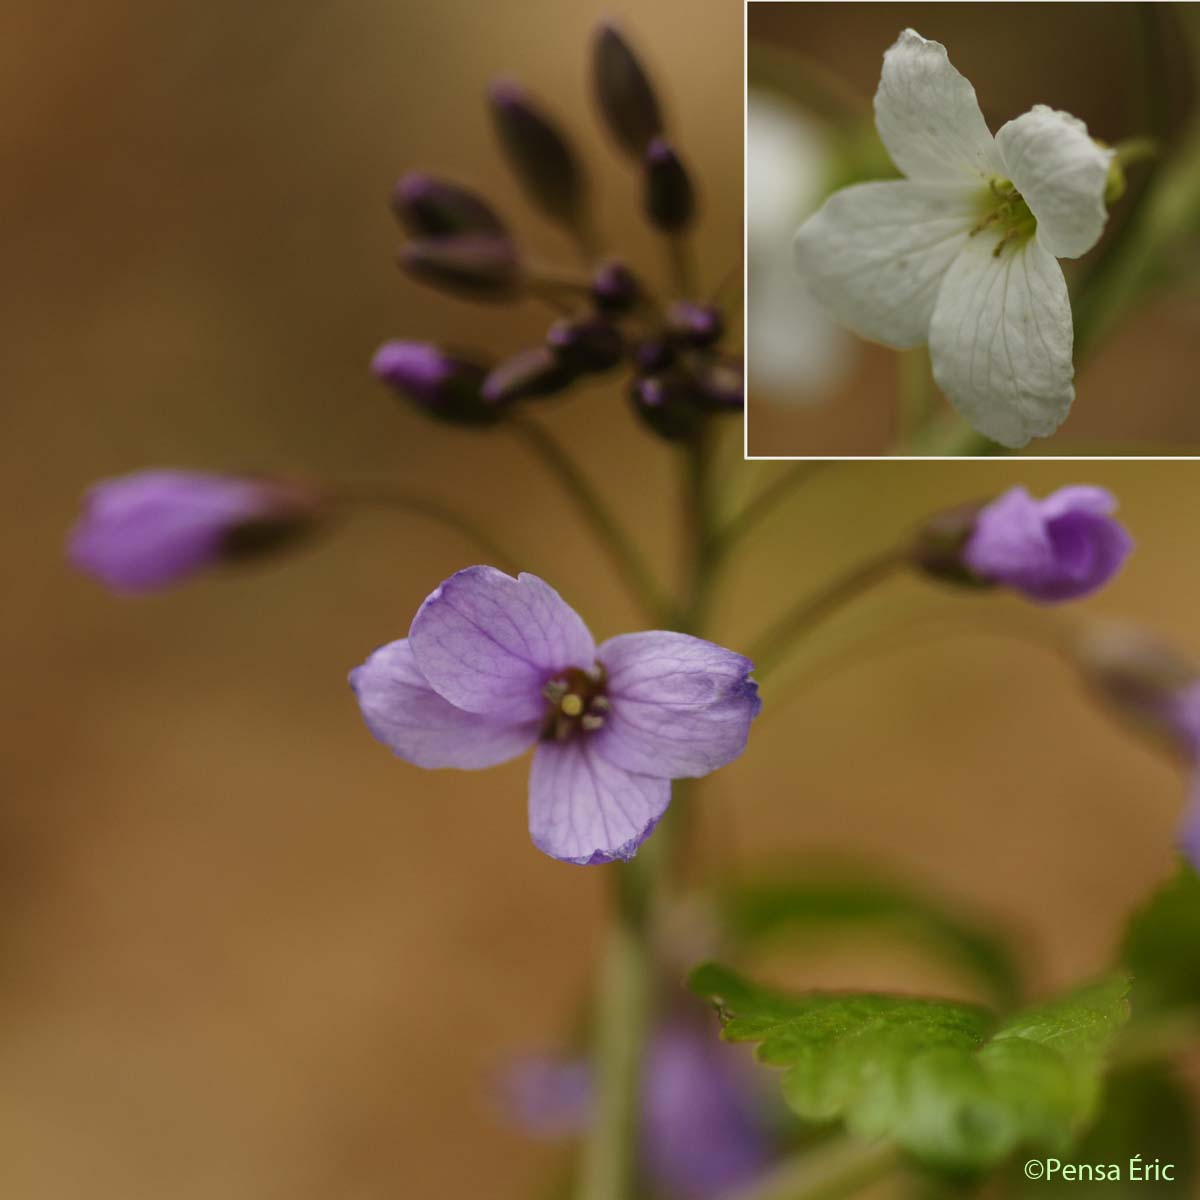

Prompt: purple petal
[
  {"left": 349, "top": 639, "right": 537, "bottom": 769},
  {"left": 528, "top": 739, "right": 669, "bottom": 865},
  {"left": 67, "top": 470, "right": 303, "bottom": 593},
  {"left": 963, "top": 485, "right": 1132, "bottom": 603},
  {"left": 495, "top": 1054, "right": 593, "bottom": 1139},
  {"left": 409, "top": 567, "right": 595, "bottom": 721},
  {"left": 592, "top": 632, "right": 761, "bottom": 779},
  {"left": 642, "top": 1022, "right": 774, "bottom": 1199},
  {"left": 1181, "top": 778, "right": 1200, "bottom": 872}
]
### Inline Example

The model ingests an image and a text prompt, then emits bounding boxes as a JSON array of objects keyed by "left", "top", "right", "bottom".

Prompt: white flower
[
  {"left": 793, "top": 29, "right": 1114, "bottom": 448},
  {"left": 748, "top": 90, "right": 852, "bottom": 401}
]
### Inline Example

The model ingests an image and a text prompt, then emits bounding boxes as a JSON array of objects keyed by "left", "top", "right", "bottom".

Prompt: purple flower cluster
[
  {"left": 500, "top": 1019, "right": 775, "bottom": 1199},
  {"left": 350, "top": 566, "right": 760, "bottom": 864},
  {"left": 372, "top": 23, "right": 742, "bottom": 440},
  {"left": 67, "top": 470, "right": 320, "bottom": 593}
]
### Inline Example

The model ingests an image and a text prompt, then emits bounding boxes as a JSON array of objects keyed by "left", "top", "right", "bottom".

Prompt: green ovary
[{"left": 971, "top": 179, "right": 1037, "bottom": 256}]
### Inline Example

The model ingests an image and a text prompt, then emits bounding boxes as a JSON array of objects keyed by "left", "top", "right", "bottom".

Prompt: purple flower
[
  {"left": 497, "top": 1022, "right": 774, "bottom": 1199},
  {"left": 963, "top": 485, "right": 1133, "bottom": 603},
  {"left": 68, "top": 470, "right": 319, "bottom": 594},
  {"left": 349, "top": 566, "right": 760, "bottom": 864}
]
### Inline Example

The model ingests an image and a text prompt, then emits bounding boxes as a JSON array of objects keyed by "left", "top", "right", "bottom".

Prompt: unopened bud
[
  {"left": 667, "top": 302, "right": 724, "bottom": 347},
  {"left": 693, "top": 358, "right": 743, "bottom": 411},
  {"left": 398, "top": 235, "right": 521, "bottom": 300},
  {"left": 371, "top": 341, "right": 500, "bottom": 425},
  {"left": 630, "top": 374, "right": 702, "bottom": 442},
  {"left": 489, "top": 80, "right": 586, "bottom": 227},
  {"left": 589, "top": 260, "right": 641, "bottom": 313},
  {"left": 1074, "top": 623, "right": 1200, "bottom": 758},
  {"left": 633, "top": 338, "right": 675, "bottom": 375},
  {"left": 644, "top": 138, "right": 695, "bottom": 233},
  {"left": 483, "top": 346, "right": 576, "bottom": 405},
  {"left": 546, "top": 317, "right": 624, "bottom": 373},
  {"left": 591, "top": 22, "right": 664, "bottom": 157},
  {"left": 391, "top": 173, "right": 508, "bottom": 239}
]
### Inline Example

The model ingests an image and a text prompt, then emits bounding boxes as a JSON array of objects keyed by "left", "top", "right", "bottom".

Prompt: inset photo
[{"left": 747, "top": 2, "right": 1200, "bottom": 457}]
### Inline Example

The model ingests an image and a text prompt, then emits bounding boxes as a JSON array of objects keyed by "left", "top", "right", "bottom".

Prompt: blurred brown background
[
  {"left": 3, "top": 1, "right": 1199, "bottom": 1197},
  {"left": 748, "top": 2, "right": 1200, "bottom": 456}
]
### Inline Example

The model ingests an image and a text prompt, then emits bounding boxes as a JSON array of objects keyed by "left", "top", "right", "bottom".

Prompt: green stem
[
  {"left": 715, "top": 462, "right": 827, "bottom": 559},
  {"left": 667, "top": 235, "right": 698, "bottom": 299},
  {"left": 332, "top": 486, "right": 525, "bottom": 575},
  {"left": 723, "top": 1138, "right": 899, "bottom": 1200},
  {"left": 509, "top": 417, "right": 674, "bottom": 626},
  {"left": 749, "top": 548, "right": 907, "bottom": 682}
]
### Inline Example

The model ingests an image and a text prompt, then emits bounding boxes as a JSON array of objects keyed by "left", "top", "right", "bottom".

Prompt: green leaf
[
  {"left": 1120, "top": 861, "right": 1200, "bottom": 1020},
  {"left": 718, "top": 870, "right": 1023, "bottom": 1009},
  {"left": 688, "top": 963, "right": 1131, "bottom": 1171}
]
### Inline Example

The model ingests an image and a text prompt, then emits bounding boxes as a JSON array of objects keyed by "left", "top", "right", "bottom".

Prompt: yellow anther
[{"left": 561, "top": 694, "right": 584, "bottom": 717}]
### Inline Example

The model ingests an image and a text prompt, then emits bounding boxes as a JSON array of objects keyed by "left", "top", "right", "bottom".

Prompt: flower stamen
[{"left": 542, "top": 664, "right": 610, "bottom": 741}]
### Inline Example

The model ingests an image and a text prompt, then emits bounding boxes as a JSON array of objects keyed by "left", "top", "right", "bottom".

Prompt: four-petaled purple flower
[
  {"left": 67, "top": 469, "right": 320, "bottom": 594},
  {"left": 349, "top": 565, "right": 761, "bottom": 864},
  {"left": 964, "top": 485, "right": 1133, "bottom": 603}
]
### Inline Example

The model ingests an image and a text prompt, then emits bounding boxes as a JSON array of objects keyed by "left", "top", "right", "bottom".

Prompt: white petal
[
  {"left": 874, "top": 30, "right": 1005, "bottom": 183},
  {"left": 794, "top": 181, "right": 980, "bottom": 349},
  {"left": 928, "top": 232, "right": 1074, "bottom": 448},
  {"left": 995, "top": 105, "right": 1113, "bottom": 259}
]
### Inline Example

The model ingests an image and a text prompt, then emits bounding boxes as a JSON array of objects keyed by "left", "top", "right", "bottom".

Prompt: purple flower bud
[
  {"left": 398, "top": 235, "right": 521, "bottom": 300},
  {"left": 644, "top": 138, "right": 695, "bottom": 233},
  {"left": 488, "top": 79, "right": 585, "bottom": 227},
  {"left": 390, "top": 172, "right": 508, "bottom": 239},
  {"left": 482, "top": 346, "right": 576, "bottom": 405},
  {"left": 668, "top": 302, "right": 724, "bottom": 348},
  {"left": 370, "top": 341, "right": 499, "bottom": 425},
  {"left": 68, "top": 470, "right": 321, "bottom": 594},
  {"left": 963, "top": 486, "right": 1134, "bottom": 603},
  {"left": 693, "top": 358, "right": 743, "bottom": 411},
  {"left": 1074, "top": 624, "right": 1200, "bottom": 759},
  {"left": 591, "top": 22, "right": 664, "bottom": 157},
  {"left": 546, "top": 316, "right": 624, "bottom": 373},
  {"left": 634, "top": 338, "right": 675, "bottom": 375},
  {"left": 590, "top": 259, "right": 641, "bottom": 313},
  {"left": 631, "top": 373, "right": 702, "bottom": 442}
]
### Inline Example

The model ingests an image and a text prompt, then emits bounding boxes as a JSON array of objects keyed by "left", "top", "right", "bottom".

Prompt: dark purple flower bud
[
  {"left": 1074, "top": 624, "right": 1200, "bottom": 760},
  {"left": 630, "top": 373, "right": 702, "bottom": 442},
  {"left": 488, "top": 79, "right": 585, "bottom": 227},
  {"left": 390, "top": 173, "right": 508, "bottom": 239},
  {"left": 399, "top": 235, "right": 521, "bottom": 300},
  {"left": 634, "top": 338, "right": 675, "bottom": 375},
  {"left": 483, "top": 346, "right": 576, "bottom": 405},
  {"left": 644, "top": 138, "right": 695, "bottom": 233},
  {"left": 370, "top": 341, "right": 500, "bottom": 425},
  {"left": 910, "top": 500, "right": 991, "bottom": 588},
  {"left": 963, "top": 486, "right": 1133, "bottom": 603},
  {"left": 546, "top": 316, "right": 624, "bottom": 373},
  {"left": 589, "top": 259, "right": 641, "bottom": 313},
  {"left": 591, "top": 22, "right": 664, "bottom": 157},
  {"left": 693, "top": 358, "right": 743, "bottom": 411},
  {"left": 668, "top": 302, "right": 724, "bottom": 348},
  {"left": 68, "top": 470, "right": 321, "bottom": 594}
]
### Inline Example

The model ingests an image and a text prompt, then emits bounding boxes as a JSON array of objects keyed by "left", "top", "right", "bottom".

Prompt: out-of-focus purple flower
[
  {"left": 963, "top": 486, "right": 1133, "bottom": 603},
  {"left": 68, "top": 470, "right": 320, "bottom": 594},
  {"left": 391, "top": 173, "right": 508, "bottom": 239},
  {"left": 644, "top": 138, "right": 695, "bottom": 234},
  {"left": 546, "top": 316, "right": 624, "bottom": 373},
  {"left": 631, "top": 374, "right": 703, "bottom": 442},
  {"left": 349, "top": 566, "right": 760, "bottom": 864},
  {"left": 498, "top": 1021, "right": 774, "bottom": 1199},
  {"left": 371, "top": 341, "right": 499, "bottom": 425}
]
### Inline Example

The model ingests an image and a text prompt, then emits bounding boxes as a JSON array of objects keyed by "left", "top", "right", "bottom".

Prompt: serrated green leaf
[
  {"left": 688, "top": 963, "right": 1130, "bottom": 1171},
  {"left": 1120, "top": 862, "right": 1200, "bottom": 1020},
  {"left": 718, "top": 871, "right": 1023, "bottom": 1009}
]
